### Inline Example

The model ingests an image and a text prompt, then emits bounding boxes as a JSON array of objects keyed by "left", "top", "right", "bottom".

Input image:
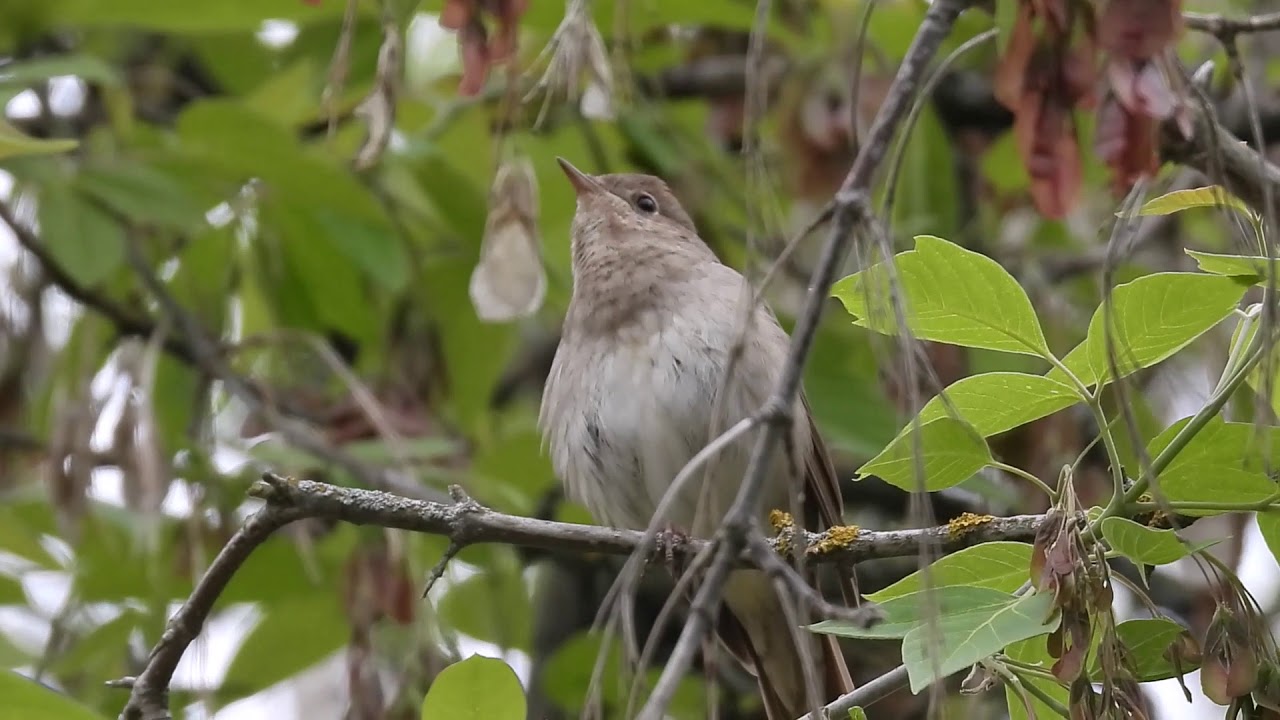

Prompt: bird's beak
[{"left": 556, "top": 157, "right": 603, "bottom": 197}]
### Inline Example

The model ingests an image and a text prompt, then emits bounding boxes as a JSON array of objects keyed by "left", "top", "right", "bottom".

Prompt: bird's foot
[{"left": 652, "top": 525, "right": 691, "bottom": 580}]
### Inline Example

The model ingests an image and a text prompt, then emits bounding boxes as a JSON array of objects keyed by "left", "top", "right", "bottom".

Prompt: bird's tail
[{"left": 718, "top": 569, "right": 854, "bottom": 720}]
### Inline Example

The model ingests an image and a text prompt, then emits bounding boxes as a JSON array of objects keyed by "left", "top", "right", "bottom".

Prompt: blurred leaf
[
  {"left": 0, "top": 119, "right": 77, "bottom": 160},
  {"left": 0, "top": 670, "right": 106, "bottom": 720},
  {"left": 886, "top": 105, "right": 958, "bottom": 238},
  {"left": 833, "top": 235, "right": 1051, "bottom": 358},
  {"left": 49, "top": 610, "right": 141, "bottom": 678},
  {"left": 75, "top": 160, "right": 210, "bottom": 232},
  {"left": 858, "top": 417, "right": 992, "bottom": 491},
  {"left": 177, "top": 100, "right": 406, "bottom": 290},
  {"left": 805, "top": 322, "right": 898, "bottom": 458},
  {"left": 245, "top": 57, "right": 321, "bottom": 127},
  {"left": 1148, "top": 418, "right": 1280, "bottom": 512},
  {"left": 1050, "top": 273, "right": 1250, "bottom": 388},
  {"left": 1101, "top": 518, "right": 1192, "bottom": 566},
  {"left": 0, "top": 573, "right": 24, "bottom": 605},
  {"left": 542, "top": 632, "right": 624, "bottom": 711},
  {"left": 1088, "top": 618, "right": 1195, "bottom": 682},
  {"left": 221, "top": 593, "right": 347, "bottom": 700},
  {"left": 812, "top": 586, "right": 1014, "bottom": 640},
  {"left": 265, "top": 198, "right": 379, "bottom": 345},
  {"left": 72, "top": 510, "right": 190, "bottom": 602},
  {"left": 341, "top": 436, "right": 458, "bottom": 465},
  {"left": 420, "top": 655, "right": 526, "bottom": 720},
  {"left": 56, "top": 0, "right": 358, "bottom": 32},
  {"left": 915, "top": 372, "right": 1080, "bottom": 437},
  {"left": 0, "top": 53, "right": 121, "bottom": 88},
  {"left": 0, "top": 503, "right": 57, "bottom": 567},
  {"left": 902, "top": 591, "right": 1059, "bottom": 693},
  {"left": 220, "top": 526, "right": 358, "bottom": 606},
  {"left": 868, "top": 542, "right": 1034, "bottom": 601},
  {"left": 1258, "top": 511, "right": 1280, "bottom": 570},
  {"left": 436, "top": 568, "right": 532, "bottom": 651},
  {"left": 0, "top": 630, "right": 29, "bottom": 670},
  {"left": 37, "top": 183, "right": 125, "bottom": 288},
  {"left": 470, "top": 424, "right": 558, "bottom": 514}
]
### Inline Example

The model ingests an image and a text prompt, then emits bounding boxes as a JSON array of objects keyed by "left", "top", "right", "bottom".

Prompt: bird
[{"left": 538, "top": 157, "right": 855, "bottom": 719}]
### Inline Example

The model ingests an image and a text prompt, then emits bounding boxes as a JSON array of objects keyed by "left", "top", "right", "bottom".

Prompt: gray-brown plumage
[{"left": 539, "top": 158, "right": 854, "bottom": 719}]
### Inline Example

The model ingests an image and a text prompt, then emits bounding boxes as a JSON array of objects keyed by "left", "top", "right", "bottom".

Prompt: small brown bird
[{"left": 539, "top": 158, "right": 854, "bottom": 718}]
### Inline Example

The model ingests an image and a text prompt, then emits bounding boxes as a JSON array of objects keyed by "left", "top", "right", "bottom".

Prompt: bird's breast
[{"left": 543, "top": 303, "right": 764, "bottom": 534}]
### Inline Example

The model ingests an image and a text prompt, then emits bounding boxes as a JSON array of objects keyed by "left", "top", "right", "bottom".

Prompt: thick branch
[
  {"left": 120, "top": 502, "right": 305, "bottom": 720},
  {"left": 249, "top": 475, "right": 1041, "bottom": 565}
]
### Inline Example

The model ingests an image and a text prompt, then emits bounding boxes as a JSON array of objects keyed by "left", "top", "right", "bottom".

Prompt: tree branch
[
  {"left": 1184, "top": 11, "right": 1280, "bottom": 42},
  {"left": 113, "top": 472, "right": 1043, "bottom": 719},
  {"left": 119, "top": 499, "right": 306, "bottom": 720}
]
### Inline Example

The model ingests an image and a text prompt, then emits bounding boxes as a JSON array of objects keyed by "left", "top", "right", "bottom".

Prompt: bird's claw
[{"left": 651, "top": 525, "right": 691, "bottom": 580}]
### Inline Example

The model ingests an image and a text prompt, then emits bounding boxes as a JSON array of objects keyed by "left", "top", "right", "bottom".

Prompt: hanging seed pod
[
  {"left": 469, "top": 156, "right": 546, "bottom": 322},
  {"left": 1201, "top": 602, "right": 1259, "bottom": 705}
]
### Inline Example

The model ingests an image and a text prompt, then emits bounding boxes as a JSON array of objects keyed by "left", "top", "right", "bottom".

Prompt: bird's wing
[{"left": 800, "top": 392, "right": 863, "bottom": 608}]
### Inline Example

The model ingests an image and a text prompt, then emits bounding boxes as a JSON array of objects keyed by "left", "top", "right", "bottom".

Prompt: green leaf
[
  {"left": 857, "top": 417, "right": 992, "bottom": 492},
  {"left": 0, "top": 119, "right": 77, "bottom": 160},
  {"left": 849, "top": 709, "right": 868, "bottom": 720},
  {"left": 222, "top": 594, "right": 347, "bottom": 699},
  {"left": 1258, "top": 511, "right": 1280, "bottom": 569},
  {"left": 902, "top": 591, "right": 1060, "bottom": 693},
  {"left": 811, "top": 586, "right": 1015, "bottom": 640},
  {"left": 436, "top": 569, "right": 532, "bottom": 651},
  {"left": 1088, "top": 618, "right": 1195, "bottom": 682},
  {"left": 0, "top": 670, "right": 106, "bottom": 720},
  {"left": 1186, "top": 251, "right": 1274, "bottom": 283},
  {"left": 1101, "top": 518, "right": 1192, "bottom": 566},
  {"left": 1050, "top": 273, "right": 1249, "bottom": 388},
  {"left": 916, "top": 372, "right": 1081, "bottom": 437},
  {"left": 421, "top": 656, "right": 526, "bottom": 720},
  {"left": 868, "top": 542, "right": 1034, "bottom": 601},
  {"left": 1135, "top": 186, "right": 1256, "bottom": 221},
  {"left": 1148, "top": 418, "right": 1280, "bottom": 512},
  {"left": 37, "top": 184, "right": 125, "bottom": 288},
  {"left": 832, "top": 235, "right": 1051, "bottom": 357}
]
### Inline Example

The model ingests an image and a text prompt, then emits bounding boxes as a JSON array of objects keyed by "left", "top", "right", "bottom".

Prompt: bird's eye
[{"left": 634, "top": 193, "right": 659, "bottom": 214}]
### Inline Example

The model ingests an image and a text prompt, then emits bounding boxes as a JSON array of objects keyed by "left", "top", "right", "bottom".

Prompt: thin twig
[
  {"left": 1184, "top": 11, "right": 1280, "bottom": 42},
  {"left": 637, "top": 2, "right": 973, "bottom": 717}
]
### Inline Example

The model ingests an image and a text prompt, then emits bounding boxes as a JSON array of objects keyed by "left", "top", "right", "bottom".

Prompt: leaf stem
[
  {"left": 991, "top": 461, "right": 1058, "bottom": 502},
  {"left": 1129, "top": 492, "right": 1280, "bottom": 514},
  {"left": 1119, "top": 316, "right": 1268, "bottom": 508},
  {"left": 992, "top": 662, "right": 1070, "bottom": 719}
]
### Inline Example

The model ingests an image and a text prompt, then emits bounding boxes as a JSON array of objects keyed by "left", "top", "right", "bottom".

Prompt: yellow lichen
[
  {"left": 769, "top": 509, "right": 794, "bottom": 532},
  {"left": 947, "top": 512, "right": 995, "bottom": 538},
  {"left": 808, "top": 524, "right": 860, "bottom": 555}
]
